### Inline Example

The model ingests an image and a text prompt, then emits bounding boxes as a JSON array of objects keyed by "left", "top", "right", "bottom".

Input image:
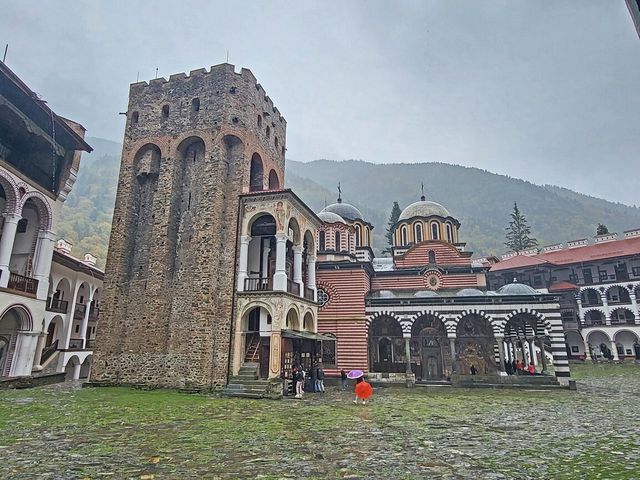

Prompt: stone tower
[{"left": 93, "top": 63, "right": 286, "bottom": 389}]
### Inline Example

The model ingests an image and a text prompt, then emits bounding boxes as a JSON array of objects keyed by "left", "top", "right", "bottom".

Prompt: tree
[
  {"left": 504, "top": 202, "right": 538, "bottom": 253},
  {"left": 383, "top": 201, "right": 401, "bottom": 255},
  {"left": 596, "top": 223, "right": 609, "bottom": 235}
]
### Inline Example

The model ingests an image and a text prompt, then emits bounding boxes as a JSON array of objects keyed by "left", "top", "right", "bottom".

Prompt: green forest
[{"left": 58, "top": 137, "right": 640, "bottom": 267}]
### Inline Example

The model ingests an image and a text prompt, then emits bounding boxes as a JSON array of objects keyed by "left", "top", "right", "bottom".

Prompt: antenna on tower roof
[
  {"left": 226, "top": 50, "right": 229, "bottom": 63},
  {"left": 420, "top": 182, "right": 425, "bottom": 201},
  {"left": 155, "top": 67, "right": 158, "bottom": 79},
  {"left": 337, "top": 182, "right": 342, "bottom": 203}
]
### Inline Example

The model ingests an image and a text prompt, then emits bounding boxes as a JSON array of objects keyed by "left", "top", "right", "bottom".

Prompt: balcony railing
[
  {"left": 304, "top": 287, "right": 314, "bottom": 301},
  {"left": 74, "top": 303, "right": 87, "bottom": 319},
  {"left": 287, "top": 279, "right": 300, "bottom": 296},
  {"left": 47, "top": 298, "right": 69, "bottom": 314},
  {"left": 244, "top": 277, "right": 273, "bottom": 292},
  {"left": 88, "top": 306, "right": 99, "bottom": 321},
  {"left": 7, "top": 273, "right": 38, "bottom": 295}
]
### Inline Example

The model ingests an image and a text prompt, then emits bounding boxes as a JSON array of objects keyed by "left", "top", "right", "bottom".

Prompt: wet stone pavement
[{"left": 0, "top": 364, "right": 639, "bottom": 479}]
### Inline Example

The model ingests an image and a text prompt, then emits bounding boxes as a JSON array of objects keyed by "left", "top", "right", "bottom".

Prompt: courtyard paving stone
[{"left": 0, "top": 363, "right": 639, "bottom": 479}]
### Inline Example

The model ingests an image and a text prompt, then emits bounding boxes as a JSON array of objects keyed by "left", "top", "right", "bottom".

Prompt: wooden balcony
[
  {"left": 244, "top": 277, "right": 273, "bottom": 292},
  {"left": 7, "top": 272, "right": 38, "bottom": 295},
  {"left": 287, "top": 279, "right": 300, "bottom": 296},
  {"left": 47, "top": 298, "right": 69, "bottom": 314}
]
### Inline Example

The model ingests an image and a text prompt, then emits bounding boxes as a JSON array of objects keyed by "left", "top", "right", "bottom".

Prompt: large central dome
[{"left": 399, "top": 200, "right": 451, "bottom": 221}]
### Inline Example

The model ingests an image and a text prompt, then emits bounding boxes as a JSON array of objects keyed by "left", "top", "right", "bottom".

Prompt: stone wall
[{"left": 93, "top": 64, "right": 286, "bottom": 389}]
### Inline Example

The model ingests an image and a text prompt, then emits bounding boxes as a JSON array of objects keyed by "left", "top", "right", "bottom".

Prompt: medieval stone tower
[{"left": 93, "top": 63, "right": 286, "bottom": 389}]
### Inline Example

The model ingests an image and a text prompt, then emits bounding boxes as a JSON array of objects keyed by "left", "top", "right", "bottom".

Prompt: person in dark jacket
[
  {"left": 294, "top": 366, "right": 304, "bottom": 399},
  {"left": 317, "top": 365, "right": 325, "bottom": 392},
  {"left": 340, "top": 369, "right": 347, "bottom": 390}
]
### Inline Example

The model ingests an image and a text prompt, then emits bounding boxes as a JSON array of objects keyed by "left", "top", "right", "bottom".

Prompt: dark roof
[{"left": 52, "top": 250, "right": 104, "bottom": 279}]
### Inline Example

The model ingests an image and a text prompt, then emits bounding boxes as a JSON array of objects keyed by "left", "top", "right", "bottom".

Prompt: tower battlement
[{"left": 125, "top": 63, "right": 286, "bottom": 165}]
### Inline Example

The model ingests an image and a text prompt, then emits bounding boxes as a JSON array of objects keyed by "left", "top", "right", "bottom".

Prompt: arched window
[
  {"left": 131, "top": 111, "right": 139, "bottom": 124},
  {"left": 431, "top": 222, "right": 440, "bottom": 240},
  {"left": 275, "top": 136, "right": 279, "bottom": 148},
  {"left": 266, "top": 126, "right": 271, "bottom": 138},
  {"left": 365, "top": 228, "right": 370, "bottom": 246},
  {"left": 319, "top": 231, "right": 326, "bottom": 251},
  {"left": 414, "top": 223, "right": 423, "bottom": 243},
  {"left": 191, "top": 98, "right": 200, "bottom": 112},
  {"left": 446, "top": 223, "right": 453, "bottom": 243},
  {"left": 355, "top": 225, "right": 361, "bottom": 247},
  {"left": 268, "top": 170, "right": 280, "bottom": 190},
  {"left": 400, "top": 225, "right": 408, "bottom": 245},
  {"left": 335, "top": 231, "right": 341, "bottom": 251},
  {"left": 249, "top": 153, "right": 264, "bottom": 192},
  {"left": 257, "top": 115, "right": 262, "bottom": 127},
  {"left": 162, "top": 104, "right": 169, "bottom": 118},
  {"left": 428, "top": 250, "right": 436, "bottom": 264}
]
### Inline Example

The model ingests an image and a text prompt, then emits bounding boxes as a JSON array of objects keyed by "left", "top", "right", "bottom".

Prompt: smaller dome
[
  {"left": 318, "top": 211, "right": 346, "bottom": 224},
  {"left": 456, "top": 288, "right": 485, "bottom": 297},
  {"left": 399, "top": 200, "right": 451, "bottom": 221},
  {"left": 322, "top": 202, "right": 364, "bottom": 222},
  {"left": 414, "top": 290, "right": 440, "bottom": 298},
  {"left": 378, "top": 290, "right": 396, "bottom": 298},
  {"left": 497, "top": 282, "right": 540, "bottom": 296}
]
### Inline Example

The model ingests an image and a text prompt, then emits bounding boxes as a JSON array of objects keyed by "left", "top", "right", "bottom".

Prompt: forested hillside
[{"left": 57, "top": 138, "right": 640, "bottom": 267}]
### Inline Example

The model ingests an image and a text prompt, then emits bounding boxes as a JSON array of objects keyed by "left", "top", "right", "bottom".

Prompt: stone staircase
[{"left": 222, "top": 363, "right": 282, "bottom": 399}]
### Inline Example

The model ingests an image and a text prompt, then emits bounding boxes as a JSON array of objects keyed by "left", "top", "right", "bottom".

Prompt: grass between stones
[{"left": 1, "top": 363, "right": 639, "bottom": 479}]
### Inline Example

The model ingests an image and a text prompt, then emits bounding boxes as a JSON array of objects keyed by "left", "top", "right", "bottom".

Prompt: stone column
[
  {"left": 268, "top": 331, "right": 282, "bottom": 379},
  {"left": 32, "top": 333, "right": 47, "bottom": 371},
  {"left": 403, "top": 334, "right": 412, "bottom": 374},
  {"left": 610, "top": 341, "right": 619, "bottom": 361},
  {"left": 33, "top": 230, "right": 56, "bottom": 300},
  {"left": 538, "top": 336, "right": 548, "bottom": 373},
  {"left": 72, "top": 361, "right": 81, "bottom": 380},
  {"left": 496, "top": 337, "right": 507, "bottom": 375},
  {"left": 293, "top": 245, "right": 303, "bottom": 295},
  {"left": 273, "top": 233, "right": 288, "bottom": 291},
  {"left": 602, "top": 293, "right": 611, "bottom": 325},
  {"left": 79, "top": 298, "right": 92, "bottom": 349},
  {"left": 630, "top": 291, "right": 640, "bottom": 325},
  {"left": 61, "top": 284, "right": 80, "bottom": 350},
  {"left": 307, "top": 256, "right": 317, "bottom": 301},
  {"left": 236, "top": 235, "right": 251, "bottom": 291},
  {"left": 449, "top": 335, "right": 457, "bottom": 373},
  {"left": 528, "top": 338, "right": 537, "bottom": 366},
  {"left": 0, "top": 213, "right": 21, "bottom": 288},
  {"left": 575, "top": 295, "right": 584, "bottom": 326},
  {"left": 505, "top": 340, "right": 512, "bottom": 362}
]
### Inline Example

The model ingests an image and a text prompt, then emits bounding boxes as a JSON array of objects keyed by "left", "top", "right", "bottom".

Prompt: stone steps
[{"left": 222, "top": 363, "right": 282, "bottom": 399}]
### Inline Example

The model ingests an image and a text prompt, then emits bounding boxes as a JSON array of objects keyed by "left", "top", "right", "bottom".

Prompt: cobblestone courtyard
[{"left": 0, "top": 364, "right": 639, "bottom": 479}]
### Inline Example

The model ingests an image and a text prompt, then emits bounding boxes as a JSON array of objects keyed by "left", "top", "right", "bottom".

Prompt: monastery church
[{"left": 91, "top": 63, "right": 570, "bottom": 394}]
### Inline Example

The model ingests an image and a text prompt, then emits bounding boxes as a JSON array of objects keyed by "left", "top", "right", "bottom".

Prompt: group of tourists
[
  {"left": 504, "top": 359, "right": 538, "bottom": 375},
  {"left": 291, "top": 363, "right": 325, "bottom": 398}
]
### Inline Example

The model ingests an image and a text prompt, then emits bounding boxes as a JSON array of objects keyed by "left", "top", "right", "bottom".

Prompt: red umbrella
[{"left": 355, "top": 380, "right": 373, "bottom": 400}]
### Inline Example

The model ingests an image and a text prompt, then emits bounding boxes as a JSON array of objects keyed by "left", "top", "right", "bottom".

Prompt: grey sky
[{"left": 2, "top": 1, "right": 639, "bottom": 205}]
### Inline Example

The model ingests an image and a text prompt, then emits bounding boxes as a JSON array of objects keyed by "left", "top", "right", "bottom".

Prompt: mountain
[{"left": 56, "top": 138, "right": 640, "bottom": 266}]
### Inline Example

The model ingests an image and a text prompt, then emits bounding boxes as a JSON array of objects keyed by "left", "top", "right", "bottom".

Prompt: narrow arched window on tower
[
  {"left": 428, "top": 250, "right": 436, "bottom": 264},
  {"left": 131, "top": 111, "right": 139, "bottom": 124},
  {"left": 355, "top": 225, "right": 361, "bottom": 247},
  {"left": 257, "top": 115, "right": 262, "bottom": 127},
  {"left": 319, "top": 231, "right": 326, "bottom": 251},
  {"left": 162, "top": 104, "right": 170, "bottom": 118},
  {"left": 335, "top": 231, "right": 341, "bottom": 251},
  {"left": 275, "top": 136, "right": 279, "bottom": 148},
  {"left": 414, "top": 223, "right": 423, "bottom": 243},
  {"left": 401, "top": 225, "right": 408, "bottom": 246},
  {"left": 431, "top": 222, "right": 440, "bottom": 240},
  {"left": 446, "top": 223, "right": 453, "bottom": 243},
  {"left": 266, "top": 126, "right": 271, "bottom": 138},
  {"left": 191, "top": 98, "right": 200, "bottom": 112}
]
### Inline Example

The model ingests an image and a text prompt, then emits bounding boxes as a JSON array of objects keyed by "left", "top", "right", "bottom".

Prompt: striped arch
[
  {"left": 503, "top": 308, "right": 550, "bottom": 336},
  {"left": 240, "top": 300, "right": 274, "bottom": 320},
  {"left": 365, "top": 311, "right": 401, "bottom": 329},
  {"left": 0, "top": 170, "right": 19, "bottom": 214},
  {"left": 18, "top": 190, "right": 53, "bottom": 231},
  {"left": 410, "top": 310, "right": 451, "bottom": 337},
  {"left": 454, "top": 309, "right": 498, "bottom": 336}
]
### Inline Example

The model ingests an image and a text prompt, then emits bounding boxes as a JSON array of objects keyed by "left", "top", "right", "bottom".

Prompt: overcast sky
[{"left": 2, "top": 1, "right": 639, "bottom": 205}]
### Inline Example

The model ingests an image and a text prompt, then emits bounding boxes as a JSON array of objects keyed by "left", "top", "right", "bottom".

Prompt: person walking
[
  {"left": 317, "top": 364, "right": 325, "bottom": 393},
  {"left": 340, "top": 369, "right": 347, "bottom": 391},
  {"left": 353, "top": 375, "right": 373, "bottom": 405},
  {"left": 294, "top": 366, "right": 305, "bottom": 399},
  {"left": 310, "top": 363, "right": 318, "bottom": 393}
]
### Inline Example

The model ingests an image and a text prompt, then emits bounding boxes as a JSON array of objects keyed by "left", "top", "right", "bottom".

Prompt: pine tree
[
  {"left": 504, "top": 202, "right": 538, "bottom": 253},
  {"left": 596, "top": 223, "right": 609, "bottom": 235},
  {"left": 383, "top": 201, "right": 401, "bottom": 255}
]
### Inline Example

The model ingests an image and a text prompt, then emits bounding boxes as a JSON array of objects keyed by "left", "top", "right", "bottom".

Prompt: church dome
[
  {"left": 456, "top": 288, "right": 485, "bottom": 297},
  {"left": 322, "top": 201, "right": 364, "bottom": 222},
  {"left": 497, "top": 282, "right": 540, "bottom": 296},
  {"left": 318, "top": 211, "right": 346, "bottom": 224},
  {"left": 414, "top": 290, "right": 440, "bottom": 298},
  {"left": 399, "top": 200, "right": 451, "bottom": 221}
]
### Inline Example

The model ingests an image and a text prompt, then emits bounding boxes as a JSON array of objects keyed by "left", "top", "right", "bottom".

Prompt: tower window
[
  {"left": 191, "top": 98, "right": 200, "bottom": 112},
  {"left": 400, "top": 225, "right": 408, "bottom": 246},
  {"left": 335, "top": 231, "right": 341, "bottom": 251},
  {"left": 131, "top": 111, "right": 139, "bottom": 124},
  {"left": 275, "top": 136, "right": 279, "bottom": 148},
  {"left": 281, "top": 146, "right": 285, "bottom": 157},
  {"left": 414, "top": 223, "right": 423, "bottom": 243},
  {"left": 319, "top": 231, "right": 326, "bottom": 251},
  {"left": 257, "top": 115, "right": 262, "bottom": 127},
  {"left": 266, "top": 126, "right": 271, "bottom": 138},
  {"left": 446, "top": 223, "right": 453, "bottom": 243},
  {"left": 431, "top": 222, "right": 440, "bottom": 240},
  {"left": 162, "top": 104, "right": 170, "bottom": 118},
  {"left": 428, "top": 250, "right": 436, "bottom": 264},
  {"left": 355, "top": 225, "right": 361, "bottom": 247}
]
